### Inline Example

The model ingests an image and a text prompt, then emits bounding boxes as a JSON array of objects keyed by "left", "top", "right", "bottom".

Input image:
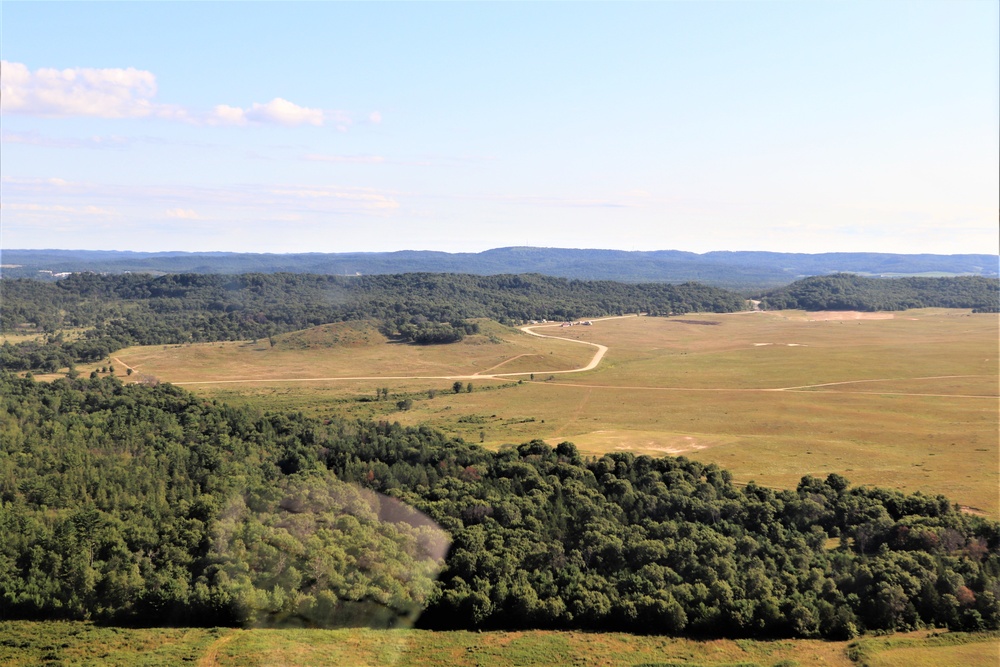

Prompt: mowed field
[
  {"left": 2, "top": 621, "right": 997, "bottom": 667},
  {"left": 103, "top": 309, "right": 999, "bottom": 516}
]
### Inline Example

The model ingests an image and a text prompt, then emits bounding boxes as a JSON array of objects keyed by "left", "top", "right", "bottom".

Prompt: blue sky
[{"left": 2, "top": 1, "right": 997, "bottom": 254}]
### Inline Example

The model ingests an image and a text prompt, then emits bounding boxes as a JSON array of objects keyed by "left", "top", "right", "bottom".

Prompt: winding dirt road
[
  {"left": 173, "top": 315, "right": 627, "bottom": 386},
  {"left": 132, "top": 314, "right": 995, "bottom": 400}
]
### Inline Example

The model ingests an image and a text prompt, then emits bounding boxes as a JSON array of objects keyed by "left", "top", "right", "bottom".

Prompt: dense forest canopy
[
  {"left": 2, "top": 373, "right": 998, "bottom": 637},
  {"left": 759, "top": 273, "right": 1000, "bottom": 312}
]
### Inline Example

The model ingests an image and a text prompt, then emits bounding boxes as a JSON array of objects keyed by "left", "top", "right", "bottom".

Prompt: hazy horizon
[{"left": 5, "top": 245, "right": 997, "bottom": 263}]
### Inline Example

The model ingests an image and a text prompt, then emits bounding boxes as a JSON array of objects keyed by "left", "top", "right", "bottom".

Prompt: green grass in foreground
[
  {"left": 848, "top": 630, "right": 1000, "bottom": 667},
  {"left": 2, "top": 622, "right": 998, "bottom": 667},
  {"left": 0, "top": 621, "right": 221, "bottom": 666}
]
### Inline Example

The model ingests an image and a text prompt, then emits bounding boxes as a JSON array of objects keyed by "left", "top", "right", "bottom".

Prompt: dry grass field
[
  {"left": 2, "top": 621, "right": 996, "bottom": 667},
  {"left": 106, "top": 320, "right": 592, "bottom": 384},
  {"left": 97, "top": 309, "right": 998, "bottom": 516},
  {"left": 1, "top": 326, "right": 89, "bottom": 345},
  {"left": 0, "top": 331, "right": 46, "bottom": 344},
  {"left": 863, "top": 641, "right": 999, "bottom": 667}
]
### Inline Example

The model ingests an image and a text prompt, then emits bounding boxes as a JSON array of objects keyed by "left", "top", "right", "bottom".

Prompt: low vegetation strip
[
  {"left": 1, "top": 621, "right": 997, "bottom": 667},
  {"left": 0, "top": 620, "right": 224, "bottom": 665}
]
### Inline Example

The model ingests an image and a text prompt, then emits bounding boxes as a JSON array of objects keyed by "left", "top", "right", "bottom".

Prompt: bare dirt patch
[
  {"left": 547, "top": 430, "right": 736, "bottom": 457},
  {"left": 629, "top": 436, "right": 712, "bottom": 455}
]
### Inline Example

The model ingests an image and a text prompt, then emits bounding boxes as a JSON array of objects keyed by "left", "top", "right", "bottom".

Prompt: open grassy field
[
  {"left": 2, "top": 621, "right": 996, "bottom": 667},
  {"left": 1, "top": 326, "right": 90, "bottom": 345},
  {"left": 103, "top": 319, "right": 593, "bottom": 383},
  {"left": 95, "top": 309, "right": 998, "bottom": 516},
  {"left": 0, "top": 331, "right": 46, "bottom": 344}
]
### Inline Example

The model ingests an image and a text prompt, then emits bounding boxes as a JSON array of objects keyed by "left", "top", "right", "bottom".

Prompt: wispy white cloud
[
  {"left": 1, "top": 176, "right": 401, "bottom": 216},
  {"left": 303, "top": 152, "right": 487, "bottom": 167},
  {"left": 413, "top": 190, "right": 653, "bottom": 209},
  {"left": 368, "top": 111, "right": 382, "bottom": 124},
  {"left": 1, "top": 202, "right": 118, "bottom": 216},
  {"left": 2, "top": 176, "right": 74, "bottom": 189},
  {"left": 2, "top": 61, "right": 339, "bottom": 128},
  {"left": 303, "top": 153, "right": 386, "bottom": 164},
  {"left": 513, "top": 189, "right": 658, "bottom": 209},
  {"left": 1, "top": 129, "right": 138, "bottom": 149},
  {"left": 510, "top": 196, "right": 633, "bottom": 209},
  {"left": 165, "top": 208, "right": 201, "bottom": 219},
  {"left": 268, "top": 185, "right": 400, "bottom": 210},
  {"left": 2, "top": 130, "right": 224, "bottom": 152}
]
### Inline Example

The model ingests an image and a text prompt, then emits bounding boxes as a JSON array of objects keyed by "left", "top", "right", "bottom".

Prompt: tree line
[
  {"left": 2, "top": 372, "right": 997, "bottom": 637},
  {"left": 0, "top": 272, "right": 746, "bottom": 372},
  {"left": 758, "top": 274, "right": 999, "bottom": 312}
]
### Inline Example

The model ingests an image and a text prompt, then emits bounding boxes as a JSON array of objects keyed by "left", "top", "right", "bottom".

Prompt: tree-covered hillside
[
  {"left": 3, "top": 373, "right": 997, "bottom": 637},
  {"left": 4, "top": 247, "right": 997, "bottom": 289},
  {"left": 759, "top": 274, "right": 999, "bottom": 312},
  {"left": 0, "top": 272, "right": 746, "bottom": 372}
]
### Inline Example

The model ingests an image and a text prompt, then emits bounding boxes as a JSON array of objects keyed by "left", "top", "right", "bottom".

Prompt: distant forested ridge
[
  {"left": 4, "top": 247, "right": 997, "bottom": 289},
  {"left": 0, "top": 272, "right": 745, "bottom": 372},
  {"left": 2, "top": 373, "right": 998, "bottom": 637},
  {"left": 759, "top": 274, "right": 1000, "bottom": 312}
]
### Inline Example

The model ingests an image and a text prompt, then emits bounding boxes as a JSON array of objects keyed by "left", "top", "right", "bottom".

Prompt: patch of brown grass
[{"left": 105, "top": 322, "right": 592, "bottom": 385}]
